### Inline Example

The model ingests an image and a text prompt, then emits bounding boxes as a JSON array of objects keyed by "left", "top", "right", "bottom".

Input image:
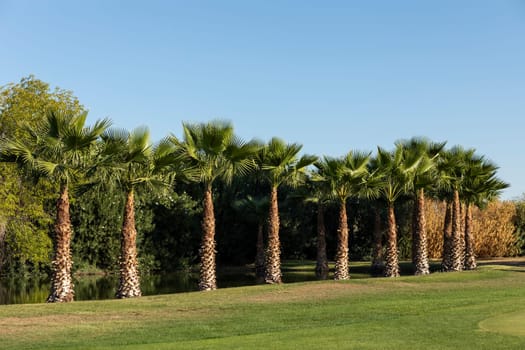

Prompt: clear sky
[{"left": 1, "top": 1, "right": 524, "bottom": 199}]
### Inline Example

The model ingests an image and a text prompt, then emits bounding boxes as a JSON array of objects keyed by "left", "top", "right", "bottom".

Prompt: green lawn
[{"left": 1, "top": 260, "right": 524, "bottom": 349}]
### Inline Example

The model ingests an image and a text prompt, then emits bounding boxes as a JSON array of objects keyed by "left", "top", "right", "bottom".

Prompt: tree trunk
[
  {"left": 47, "top": 183, "right": 74, "bottom": 303},
  {"left": 384, "top": 203, "right": 400, "bottom": 277},
  {"left": 255, "top": 221, "right": 265, "bottom": 281},
  {"left": 199, "top": 185, "right": 217, "bottom": 291},
  {"left": 441, "top": 201, "right": 453, "bottom": 271},
  {"left": 334, "top": 200, "right": 350, "bottom": 280},
  {"left": 413, "top": 188, "right": 430, "bottom": 275},
  {"left": 464, "top": 204, "right": 477, "bottom": 270},
  {"left": 315, "top": 203, "right": 329, "bottom": 280},
  {"left": 265, "top": 186, "right": 282, "bottom": 284},
  {"left": 116, "top": 189, "right": 142, "bottom": 298},
  {"left": 449, "top": 190, "right": 464, "bottom": 271},
  {"left": 371, "top": 206, "right": 384, "bottom": 275}
]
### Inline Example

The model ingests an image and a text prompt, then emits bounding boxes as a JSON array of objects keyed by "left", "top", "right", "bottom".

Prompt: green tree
[
  {"left": 170, "top": 121, "right": 260, "bottom": 291},
  {"left": 233, "top": 195, "right": 269, "bottom": 280},
  {"left": 1, "top": 108, "right": 110, "bottom": 302},
  {"left": 0, "top": 76, "right": 83, "bottom": 273},
  {"left": 0, "top": 75, "right": 83, "bottom": 139},
  {"left": 257, "top": 138, "right": 317, "bottom": 284},
  {"left": 70, "top": 185, "right": 122, "bottom": 271}
]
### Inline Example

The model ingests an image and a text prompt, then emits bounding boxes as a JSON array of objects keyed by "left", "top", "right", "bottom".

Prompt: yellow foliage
[{"left": 425, "top": 199, "right": 518, "bottom": 258}]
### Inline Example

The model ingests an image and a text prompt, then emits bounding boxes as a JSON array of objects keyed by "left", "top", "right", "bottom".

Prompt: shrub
[{"left": 425, "top": 199, "right": 519, "bottom": 258}]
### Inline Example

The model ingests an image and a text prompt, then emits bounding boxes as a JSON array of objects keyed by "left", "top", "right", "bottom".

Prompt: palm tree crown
[
  {"left": 171, "top": 120, "right": 260, "bottom": 188},
  {"left": 170, "top": 120, "right": 261, "bottom": 291},
  {"left": 3, "top": 109, "right": 110, "bottom": 185}
]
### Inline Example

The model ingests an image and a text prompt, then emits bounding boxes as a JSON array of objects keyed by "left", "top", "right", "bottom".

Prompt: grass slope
[{"left": 1, "top": 260, "right": 524, "bottom": 349}]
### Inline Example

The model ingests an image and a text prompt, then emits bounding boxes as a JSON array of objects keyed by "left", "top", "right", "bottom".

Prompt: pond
[{"left": 0, "top": 263, "right": 351, "bottom": 305}]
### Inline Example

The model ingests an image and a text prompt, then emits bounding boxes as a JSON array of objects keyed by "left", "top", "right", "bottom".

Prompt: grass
[{"left": 1, "top": 259, "right": 524, "bottom": 349}]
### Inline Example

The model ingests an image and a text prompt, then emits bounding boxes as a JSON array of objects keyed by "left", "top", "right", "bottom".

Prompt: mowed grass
[{"left": 1, "top": 260, "right": 524, "bottom": 350}]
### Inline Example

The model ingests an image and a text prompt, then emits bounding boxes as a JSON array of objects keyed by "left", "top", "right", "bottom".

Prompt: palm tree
[
  {"left": 257, "top": 138, "right": 317, "bottom": 284},
  {"left": 437, "top": 146, "right": 476, "bottom": 272},
  {"left": 374, "top": 145, "right": 423, "bottom": 277},
  {"left": 232, "top": 195, "right": 269, "bottom": 281},
  {"left": 461, "top": 156, "right": 508, "bottom": 270},
  {"left": 170, "top": 121, "right": 260, "bottom": 291},
  {"left": 1, "top": 108, "right": 110, "bottom": 302},
  {"left": 289, "top": 178, "right": 332, "bottom": 279},
  {"left": 96, "top": 127, "right": 177, "bottom": 298},
  {"left": 398, "top": 137, "right": 445, "bottom": 275},
  {"left": 314, "top": 151, "right": 372, "bottom": 280}
]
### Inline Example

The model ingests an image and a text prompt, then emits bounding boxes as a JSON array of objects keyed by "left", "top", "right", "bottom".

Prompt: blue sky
[{"left": 1, "top": 1, "right": 524, "bottom": 199}]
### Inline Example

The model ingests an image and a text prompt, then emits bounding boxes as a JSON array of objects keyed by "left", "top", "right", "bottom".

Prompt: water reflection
[{"left": 0, "top": 266, "right": 345, "bottom": 305}]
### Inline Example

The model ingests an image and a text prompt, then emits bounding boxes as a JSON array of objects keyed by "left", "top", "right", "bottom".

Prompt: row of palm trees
[{"left": 0, "top": 109, "right": 507, "bottom": 302}]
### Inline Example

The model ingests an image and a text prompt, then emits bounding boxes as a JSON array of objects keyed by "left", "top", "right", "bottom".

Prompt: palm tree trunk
[
  {"left": 116, "top": 189, "right": 142, "bottom": 298},
  {"left": 334, "top": 200, "right": 350, "bottom": 280},
  {"left": 371, "top": 206, "right": 384, "bottom": 275},
  {"left": 315, "top": 203, "right": 329, "bottom": 280},
  {"left": 255, "top": 221, "right": 265, "bottom": 281},
  {"left": 413, "top": 188, "right": 430, "bottom": 275},
  {"left": 464, "top": 203, "right": 477, "bottom": 270},
  {"left": 265, "top": 186, "right": 282, "bottom": 284},
  {"left": 449, "top": 190, "right": 464, "bottom": 271},
  {"left": 384, "top": 203, "right": 400, "bottom": 277},
  {"left": 441, "top": 201, "right": 453, "bottom": 271},
  {"left": 199, "top": 185, "right": 217, "bottom": 291},
  {"left": 47, "top": 183, "right": 74, "bottom": 303}
]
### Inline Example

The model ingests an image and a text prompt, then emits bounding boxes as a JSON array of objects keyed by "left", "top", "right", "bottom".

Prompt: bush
[{"left": 425, "top": 199, "right": 519, "bottom": 258}]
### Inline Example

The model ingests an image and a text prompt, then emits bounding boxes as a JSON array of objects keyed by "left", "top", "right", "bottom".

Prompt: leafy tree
[
  {"left": 257, "top": 138, "right": 317, "bottom": 284},
  {"left": 170, "top": 121, "right": 260, "bottom": 291},
  {"left": 0, "top": 173, "right": 53, "bottom": 273},
  {"left": 1, "top": 108, "right": 110, "bottom": 302},
  {"left": 146, "top": 189, "right": 201, "bottom": 272},
  {"left": 233, "top": 195, "right": 269, "bottom": 280},
  {"left": 70, "top": 186, "right": 122, "bottom": 271},
  {"left": 0, "top": 75, "right": 83, "bottom": 139},
  {"left": 0, "top": 76, "right": 83, "bottom": 274}
]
